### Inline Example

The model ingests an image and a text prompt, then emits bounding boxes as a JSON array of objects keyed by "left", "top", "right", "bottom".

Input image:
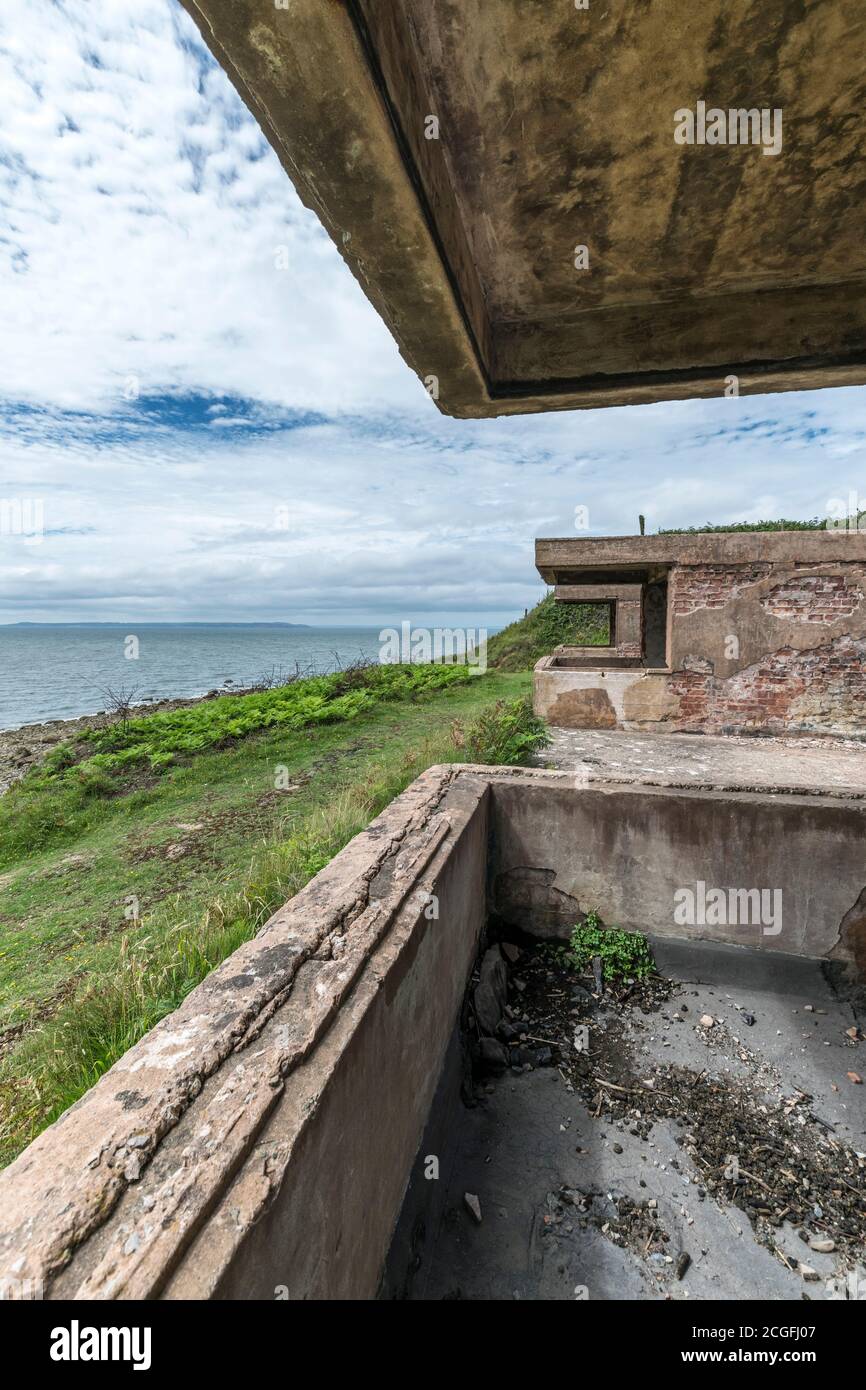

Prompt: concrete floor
[
  {"left": 400, "top": 941, "right": 865, "bottom": 1301},
  {"left": 535, "top": 728, "right": 866, "bottom": 799}
]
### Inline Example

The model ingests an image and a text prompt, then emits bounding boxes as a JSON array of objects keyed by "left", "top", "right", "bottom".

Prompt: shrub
[{"left": 456, "top": 696, "right": 549, "bottom": 765}]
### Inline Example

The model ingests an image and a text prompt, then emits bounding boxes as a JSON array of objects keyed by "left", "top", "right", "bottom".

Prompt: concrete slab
[
  {"left": 178, "top": 1, "right": 866, "bottom": 416},
  {"left": 535, "top": 727, "right": 866, "bottom": 799},
  {"left": 2, "top": 763, "right": 862, "bottom": 1301}
]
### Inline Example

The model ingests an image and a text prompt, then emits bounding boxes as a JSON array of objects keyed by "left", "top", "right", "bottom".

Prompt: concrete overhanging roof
[
  {"left": 179, "top": 1, "right": 866, "bottom": 419},
  {"left": 535, "top": 531, "right": 866, "bottom": 581}
]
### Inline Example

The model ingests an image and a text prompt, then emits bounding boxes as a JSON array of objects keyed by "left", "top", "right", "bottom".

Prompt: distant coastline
[{"left": 4, "top": 621, "right": 313, "bottom": 628}]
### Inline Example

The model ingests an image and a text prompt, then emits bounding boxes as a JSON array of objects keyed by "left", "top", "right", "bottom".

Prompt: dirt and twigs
[
  {"left": 452, "top": 934, "right": 866, "bottom": 1298},
  {"left": 551, "top": 1185, "right": 676, "bottom": 1266}
]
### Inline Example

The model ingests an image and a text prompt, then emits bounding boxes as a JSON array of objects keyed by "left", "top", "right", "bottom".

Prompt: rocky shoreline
[{"left": 0, "top": 689, "right": 242, "bottom": 794}]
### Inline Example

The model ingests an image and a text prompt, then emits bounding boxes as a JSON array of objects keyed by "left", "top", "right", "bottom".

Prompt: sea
[{"left": 0, "top": 624, "right": 390, "bottom": 730}]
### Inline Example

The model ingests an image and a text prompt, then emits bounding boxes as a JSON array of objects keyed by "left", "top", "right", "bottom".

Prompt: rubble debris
[
  {"left": 477, "top": 1038, "right": 509, "bottom": 1075},
  {"left": 489, "top": 942, "right": 866, "bottom": 1264},
  {"left": 545, "top": 1185, "right": 674, "bottom": 1267}
]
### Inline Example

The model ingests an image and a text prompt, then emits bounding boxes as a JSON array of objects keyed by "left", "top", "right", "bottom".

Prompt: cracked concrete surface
[
  {"left": 0, "top": 764, "right": 471, "bottom": 1298},
  {"left": 535, "top": 727, "right": 866, "bottom": 799}
]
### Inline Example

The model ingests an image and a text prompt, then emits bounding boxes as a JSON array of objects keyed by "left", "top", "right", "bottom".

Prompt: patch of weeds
[
  {"left": 487, "top": 592, "right": 610, "bottom": 671},
  {"left": 547, "top": 910, "right": 655, "bottom": 983},
  {"left": 454, "top": 696, "right": 549, "bottom": 765}
]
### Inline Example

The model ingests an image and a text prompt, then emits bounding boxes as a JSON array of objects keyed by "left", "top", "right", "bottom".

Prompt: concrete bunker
[
  {"left": 0, "top": 763, "right": 863, "bottom": 1301},
  {"left": 535, "top": 531, "right": 866, "bottom": 735}
]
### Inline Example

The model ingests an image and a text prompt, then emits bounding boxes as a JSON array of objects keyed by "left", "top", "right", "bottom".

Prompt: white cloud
[
  {"left": 0, "top": 0, "right": 415, "bottom": 415},
  {"left": 0, "top": 0, "right": 865, "bottom": 629}
]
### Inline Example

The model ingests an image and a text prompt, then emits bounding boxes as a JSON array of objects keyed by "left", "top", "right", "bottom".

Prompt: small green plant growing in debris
[{"left": 565, "top": 910, "right": 655, "bottom": 983}]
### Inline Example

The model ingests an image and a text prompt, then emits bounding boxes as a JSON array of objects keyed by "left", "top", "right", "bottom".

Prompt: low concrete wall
[
  {"left": 0, "top": 766, "right": 489, "bottom": 1302},
  {"left": 487, "top": 768, "right": 866, "bottom": 963},
  {"left": 0, "top": 763, "right": 861, "bottom": 1300},
  {"left": 534, "top": 657, "right": 674, "bottom": 728}
]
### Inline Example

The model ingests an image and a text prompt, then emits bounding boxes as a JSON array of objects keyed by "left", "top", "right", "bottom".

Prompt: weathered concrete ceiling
[{"left": 180, "top": 1, "right": 866, "bottom": 416}]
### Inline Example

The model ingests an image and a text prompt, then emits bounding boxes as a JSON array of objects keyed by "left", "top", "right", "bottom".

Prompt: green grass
[
  {"left": 487, "top": 592, "right": 609, "bottom": 671},
  {"left": 0, "top": 663, "right": 474, "bottom": 864},
  {"left": 0, "top": 669, "right": 542, "bottom": 1164}
]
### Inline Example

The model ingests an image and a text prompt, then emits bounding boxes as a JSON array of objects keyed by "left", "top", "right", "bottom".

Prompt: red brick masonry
[
  {"left": 672, "top": 564, "right": 772, "bottom": 616},
  {"left": 536, "top": 537, "right": 866, "bottom": 736},
  {"left": 762, "top": 575, "right": 862, "bottom": 623}
]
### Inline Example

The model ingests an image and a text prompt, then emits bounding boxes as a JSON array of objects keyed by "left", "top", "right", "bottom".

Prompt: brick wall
[
  {"left": 671, "top": 563, "right": 771, "bottom": 616},
  {"left": 669, "top": 636, "right": 866, "bottom": 734},
  {"left": 762, "top": 574, "right": 863, "bottom": 623}
]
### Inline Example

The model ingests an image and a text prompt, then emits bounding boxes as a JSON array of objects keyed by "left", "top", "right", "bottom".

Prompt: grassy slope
[
  {"left": 0, "top": 669, "right": 536, "bottom": 1162},
  {"left": 487, "top": 591, "right": 609, "bottom": 671}
]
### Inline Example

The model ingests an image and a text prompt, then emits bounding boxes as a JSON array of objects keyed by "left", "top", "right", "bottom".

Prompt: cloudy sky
[{"left": 1, "top": 0, "right": 865, "bottom": 628}]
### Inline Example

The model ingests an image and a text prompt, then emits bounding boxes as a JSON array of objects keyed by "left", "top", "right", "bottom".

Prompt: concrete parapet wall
[{"left": 486, "top": 768, "right": 866, "bottom": 965}]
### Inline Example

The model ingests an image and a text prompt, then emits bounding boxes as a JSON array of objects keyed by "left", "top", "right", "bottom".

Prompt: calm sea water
[{"left": 0, "top": 624, "right": 388, "bottom": 730}]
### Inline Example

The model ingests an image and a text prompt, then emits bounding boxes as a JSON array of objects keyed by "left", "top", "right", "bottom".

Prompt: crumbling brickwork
[
  {"left": 535, "top": 535, "right": 866, "bottom": 737},
  {"left": 762, "top": 574, "right": 863, "bottom": 623},
  {"left": 671, "top": 563, "right": 772, "bottom": 616},
  {"left": 669, "top": 636, "right": 866, "bottom": 734}
]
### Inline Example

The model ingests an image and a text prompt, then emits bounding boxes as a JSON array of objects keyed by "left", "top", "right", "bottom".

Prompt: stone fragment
[
  {"left": 473, "top": 947, "right": 507, "bottom": 1036},
  {"left": 464, "top": 1192, "right": 482, "bottom": 1224},
  {"left": 808, "top": 1237, "right": 835, "bottom": 1253},
  {"left": 477, "top": 1038, "right": 508, "bottom": 1074}
]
